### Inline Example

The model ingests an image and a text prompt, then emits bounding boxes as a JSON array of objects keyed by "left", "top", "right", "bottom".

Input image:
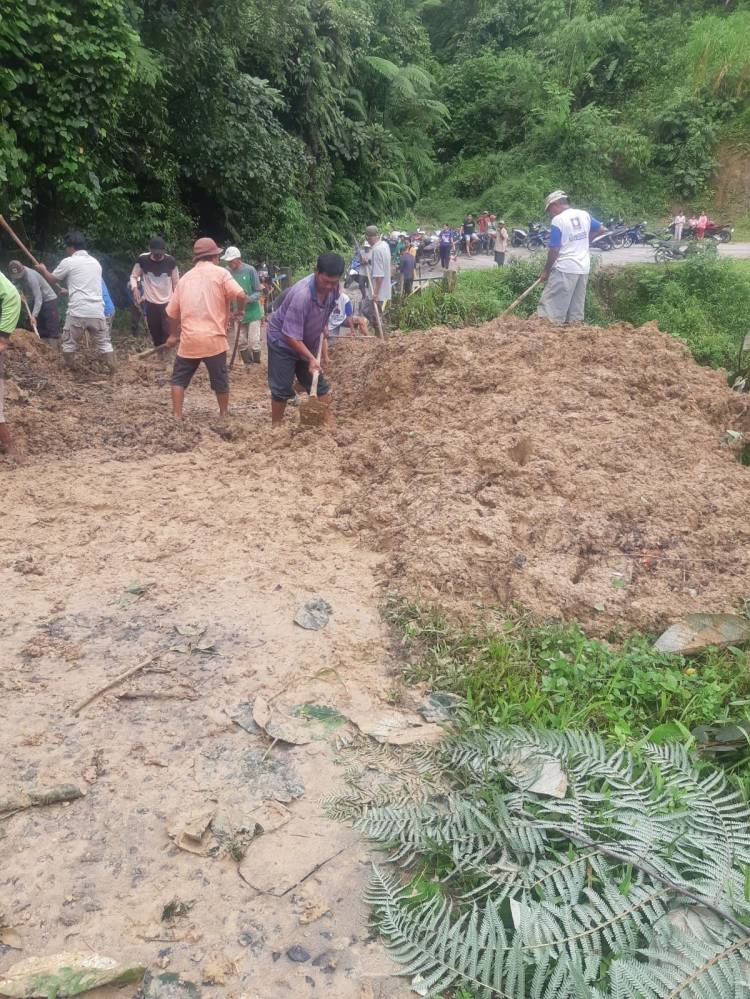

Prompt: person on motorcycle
[{"left": 536, "top": 191, "right": 604, "bottom": 325}]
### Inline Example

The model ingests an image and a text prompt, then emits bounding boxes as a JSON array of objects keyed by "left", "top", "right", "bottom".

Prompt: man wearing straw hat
[
  {"left": 536, "top": 190, "right": 603, "bottom": 325},
  {"left": 164, "top": 237, "right": 248, "bottom": 420}
]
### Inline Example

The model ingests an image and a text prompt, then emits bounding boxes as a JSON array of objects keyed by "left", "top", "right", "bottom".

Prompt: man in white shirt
[
  {"left": 536, "top": 191, "right": 604, "bottom": 325},
  {"left": 35, "top": 231, "right": 115, "bottom": 371},
  {"left": 364, "top": 225, "right": 392, "bottom": 309},
  {"left": 673, "top": 211, "right": 686, "bottom": 243}
]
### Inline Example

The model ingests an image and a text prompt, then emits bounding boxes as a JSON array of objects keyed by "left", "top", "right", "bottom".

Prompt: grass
[{"left": 388, "top": 600, "right": 750, "bottom": 746}]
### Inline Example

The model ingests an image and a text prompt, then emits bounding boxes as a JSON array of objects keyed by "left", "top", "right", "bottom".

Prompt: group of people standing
[{"left": 671, "top": 210, "right": 709, "bottom": 242}]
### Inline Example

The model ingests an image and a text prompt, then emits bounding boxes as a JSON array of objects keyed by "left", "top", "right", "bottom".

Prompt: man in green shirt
[
  {"left": 221, "top": 246, "right": 263, "bottom": 365},
  {"left": 0, "top": 272, "right": 22, "bottom": 461}
]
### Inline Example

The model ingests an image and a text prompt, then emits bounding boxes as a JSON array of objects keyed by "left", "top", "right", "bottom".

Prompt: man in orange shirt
[{"left": 165, "top": 238, "right": 248, "bottom": 419}]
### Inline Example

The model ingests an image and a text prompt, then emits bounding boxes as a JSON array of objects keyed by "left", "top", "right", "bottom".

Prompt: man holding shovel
[
  {"left": 0, "top": 272, "right": 22, "bottom": 460},
  {"left": 220, "top": 246, "right": 263, "bottom": 365},
  {"left": 536, "top": 191, "right": 603, "bottom": 325},
  {"left": 34, "top": 231, "right": 115, "bottom": 371},
  {"left": 8, "top": 261, "right": 58, "bottom": 339},
  {"left": 266, "top": 253, "right": 360, "bottom": 428}
]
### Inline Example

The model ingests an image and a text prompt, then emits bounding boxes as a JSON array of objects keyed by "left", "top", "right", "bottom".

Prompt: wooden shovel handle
[
  {"left": 501, "top": 278, "right": 542, "bottom": 317},
  {"left": 0, "top": 215, "right": 41, "bottom": 267},
  {"left": 310, "top": 335, "right": 324, "bottom": 398}
]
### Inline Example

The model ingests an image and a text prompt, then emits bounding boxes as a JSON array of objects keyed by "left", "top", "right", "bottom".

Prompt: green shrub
[
  {"left": 390, "top": 601, "right": 750, "bottom": 744},
  {"left": 593, "top": 255, "right": 750, "bottom": 371}
]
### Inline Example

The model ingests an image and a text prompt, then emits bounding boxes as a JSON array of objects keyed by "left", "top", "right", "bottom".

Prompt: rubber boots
[
  {"left": 104, "top": 352, "right": 117, "bottom": 374},
  {"left": 62, "top": 352, "right": 75, "bottom": 370},
  {"left": 240, "top": 348, "right": 252, "bottom": 365},
  {"left": 252, "top": 350, "right": 261, "bottom": 365}
]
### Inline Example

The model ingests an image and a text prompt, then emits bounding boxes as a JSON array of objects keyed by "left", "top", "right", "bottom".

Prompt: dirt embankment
[
  {"left": 4, "top": 321, "right": 750, "bottom": 634},
  {"left": 330, "top": 319, "right": 750, "bottom": 632}
]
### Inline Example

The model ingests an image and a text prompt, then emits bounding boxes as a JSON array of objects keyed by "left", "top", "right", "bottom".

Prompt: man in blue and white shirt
[{"left": 537, "top": 191, "right": 604, "bottom": 325}]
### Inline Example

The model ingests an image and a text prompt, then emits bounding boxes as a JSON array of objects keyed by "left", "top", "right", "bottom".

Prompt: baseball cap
[
  {"left": 364, "top": 225, "right": 379, "bottom": 238},
  {"left": 149, "top": 236, "right": 167, "bottom": 252},
  {"left": 221, "top": 246, "right": 242, "bottom": 262},
  {"left": 192, "top": 237, "right": 222, "bottom": 261},
  {"left": 544, "top": 190, "right": 568, "bottom": 209}
]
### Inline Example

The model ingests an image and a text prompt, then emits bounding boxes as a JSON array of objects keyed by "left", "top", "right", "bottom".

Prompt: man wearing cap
[
  {"left": 164, "top": 238, "right": 248, "bottom": 420},
  {"left": 267, "top": 253, "right": 363, "bottom": 428},
  {"left": 364, "top": 226, "right": 392, "bottom": 313},
  {"left": 0, "top": 272, "right": 22, "bottom": 460},
  {"left": 129, "top": 237, "right": 180, "bottom": 347},
  {"left": 537, "top": 191, "right": 604, "bottom": 325},
  {"left": 494, "top": 219, "right": 508, "bottom": 267},
  {"left": 35, "top": 231, "right": 115, "bottom": 371},
  {"left": 8, "top": 261, "right": 59, "bottom": 339},
  {"left": 220, "top": 247, "right": 263, "bottom": 365}
]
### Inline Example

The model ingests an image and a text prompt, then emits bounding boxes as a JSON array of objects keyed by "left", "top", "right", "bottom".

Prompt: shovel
[
  {"left": 299, "top": 336, "right": 328, "bottom": 427},
  {"left": 501, "top": 278, "right": 542, "bottom": 317}
]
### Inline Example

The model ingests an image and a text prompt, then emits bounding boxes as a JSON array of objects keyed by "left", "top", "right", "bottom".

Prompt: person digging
[
  {"left": 266, "top": 253, "right": 362, "bottom": 428},
  {"left": 164, "top": 238, "right": 248, "bottom": 420},
  {"left": 0, "top": 271, "right": 22, "bottom": 461},
  {"left": 220, "top": 246, "right": 263, "bottom": 365}
]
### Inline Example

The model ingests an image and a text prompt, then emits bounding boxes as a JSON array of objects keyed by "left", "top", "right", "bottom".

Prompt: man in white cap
[
  {"left": 536, "top": 191, "right": 604, "bottom": 325},
  {"left": 220, "top": 246, "right": 263, "bottom": 365}
]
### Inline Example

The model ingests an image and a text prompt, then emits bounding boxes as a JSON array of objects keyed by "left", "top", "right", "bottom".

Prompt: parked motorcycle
[
  {"left": 622, "top": 221, "right": 660, "bottom": 247},
  {"left": 526, "top": 226, "right": 549, "bottom": 250},
  {"left": 654, "top": 239, "right": 718, "bottom": 263},
  {"left": 703, "top": 221, "right": 734, "bottom": 242},
  {"left": 511, "top": 221, "right": 545, "bottom": 249}
]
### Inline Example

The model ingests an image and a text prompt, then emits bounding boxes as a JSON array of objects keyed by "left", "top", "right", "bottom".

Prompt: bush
[
  {"left": 390, "top": 601, "right": 750, "bottom": 743},
  {"left": 593, "top": 255, "right": 750, "bottom": 372}
]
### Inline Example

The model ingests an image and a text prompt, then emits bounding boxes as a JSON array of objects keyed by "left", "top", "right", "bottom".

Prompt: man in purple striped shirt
[{"left": 266, "top": 253, "right": 345, "bottom": 427}]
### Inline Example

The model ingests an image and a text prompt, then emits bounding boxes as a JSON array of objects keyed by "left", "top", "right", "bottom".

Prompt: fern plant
[{"left": 353, "top": 729, "right": 750, "bottom": 997}]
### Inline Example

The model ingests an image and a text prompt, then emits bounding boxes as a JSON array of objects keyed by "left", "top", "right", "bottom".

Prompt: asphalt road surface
[{"left": 453, "top": 241, "right": 750, "bottom": 273}]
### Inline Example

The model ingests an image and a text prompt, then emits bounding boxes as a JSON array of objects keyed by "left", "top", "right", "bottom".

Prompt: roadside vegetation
[
  {"left": 3, "top": 2, "right": 749, "bottom": 264},
  {"left": 393, "top": 256, "right": 750, "bottom": 376},
  {"left": 389, "top": 600, "right": 750, "bottom": 751}
]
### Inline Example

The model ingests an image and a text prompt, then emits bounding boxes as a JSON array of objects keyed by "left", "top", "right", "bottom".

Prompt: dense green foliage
[
  {"left": 1, "top": 0, "right": 749, "bottom": 262},
  {"left": 394, "top": 256, "right": 750, "bottom": 374},
  {"left": 390, "top": 601, "right": 750, "bottom": 743}
]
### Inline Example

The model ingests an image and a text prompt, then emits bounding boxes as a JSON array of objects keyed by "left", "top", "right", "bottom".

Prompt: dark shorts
[
  {"left": 171, "top": 352, "right": 229, "bottom": 393},
  {"left": 494, "top": 251, "right": 506, "bottom": 266},
  {"left": 37, "top": 299, "right": 59, "bottom": 338},
  {"left": 267, "top": 336, "right": 331, "bottom": 402},
  {"left": 145, "top": 301, "right": 169, "bottom": 346}
]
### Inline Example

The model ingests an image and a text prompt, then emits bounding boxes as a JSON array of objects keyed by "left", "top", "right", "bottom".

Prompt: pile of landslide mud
[
  {"left": 6, "top": 320, "right": 750, "bottom": 632},
  {"left": 331, "top": 318, "right": 750, "bottom": 631},
  {"left": 3, "top": 330, "right": 202, "bottom": 457}
]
